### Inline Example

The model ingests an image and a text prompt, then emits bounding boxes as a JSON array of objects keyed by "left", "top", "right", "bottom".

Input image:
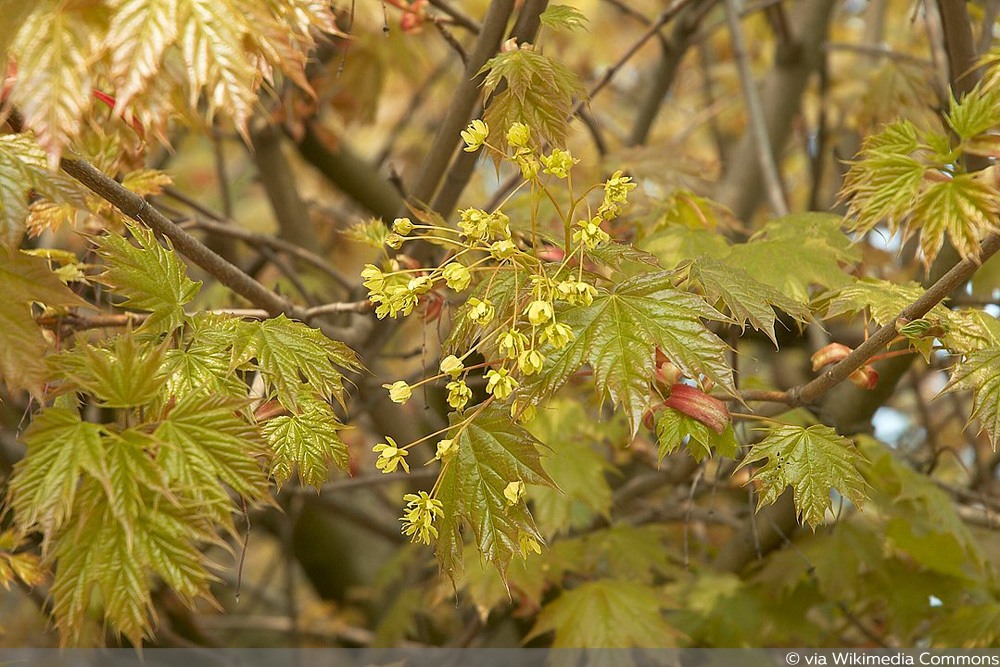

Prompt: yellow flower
[
  {"left": 461, "top": 119, "right": 489, "bottom": 152},
  {"left": 526, "top": 300, "right": 553, "bottom": 326},
  {"left": 498, "top": 328, "right": 529, "bottom": 359},
  {"left": 446, "top": 379, "right": 473, "bottom": 410},
  {"left": 490, "top": 239, "right": 517, "bottom": 260},
  {"left": 518, "top": 349, "right": 545, "bottom": 375},
  {"left": 467, "top": 297, "right": 495, "bottom": 325},
  {"left": 439, "top": 354, "right": 465, "bottom": 377},
  {"left": 373, "top": 437, "right": 410, "bottom": 474},
  {"left": 434, "top": 438, "right": 457, "bottom": 460},
  {"left": 573, "top": 217, "right": 610, "bottom": 250},
  {"left": 485, "top": 367, "right": 518, "bottom": 400},
  {"left": 442, "top": 262, "right": 472, "bottom": 291},
  {"left": 407, "top": 275, "right": 433, "bottom": 295},
  {"left": 400, "top": 491, "right": 443, "bottom": 544},
  {"left": 503, "top": 480, "right": 525, "bottom": 506},
  {"left": 519, "top": 533, "right": 542, "bottom": 558},
  {"left": 543, "top": 322, "right": 574, "bottom": 349},
  {"left": 540, "top": 148, "right": 578, "bottom": 178},
  {"left": 383, "top": 380, "right": 412, "bottom": 404},
  {"left": 507, "top": 122, "right": 531, "bottom": 148}
]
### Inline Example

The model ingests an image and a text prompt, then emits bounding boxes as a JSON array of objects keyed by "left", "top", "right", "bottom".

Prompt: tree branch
[
  {"left": 407, "top": 0, "right": 516, "bottom": 209},
  {"left": 723, "top": 0, "right": 788, "bottom": 216},
  {"left": 714, "top": 0, "right": 835, "bottom": 221}
]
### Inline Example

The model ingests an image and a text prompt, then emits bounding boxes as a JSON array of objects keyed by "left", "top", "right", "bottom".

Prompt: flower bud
[
  {"left": 439, "top": 354, "right": 464, "bottom": 377},
  {"left": 811, "top": 343, "right": 853, "bottom": 371},
  {"left": 383, "top": 380, "right": 413, "bottom": 404},
  {"left": 663, "top": 383, "right": 730, "bottom": 434}
]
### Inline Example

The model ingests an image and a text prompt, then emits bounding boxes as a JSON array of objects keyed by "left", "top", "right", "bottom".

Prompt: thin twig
[
  {"left": 6, "top": 110, "right": 315, "bottom": 327},
  {"left": 724, "top": 0, "right": 789, "bottom": 216},
  {"left": 36, "top": 301, "right": 372, "bottom": 330}
]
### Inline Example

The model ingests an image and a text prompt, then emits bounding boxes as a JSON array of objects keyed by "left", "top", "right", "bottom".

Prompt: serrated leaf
[
  {"left": 96, "top": 224, "right": 201, "bottom": 332},
  {"left": 261, "top": 394, "right": 348, "bottom": 488},
  {"left": 945, "top": 346, "right": 1000, "bottom": 449},
  {"left": 9, "top": 1, "right": 107, "bottom": 165},
  {"left": 162, "top": 342, "right": 248, "bottom": 399},
  {"left": 177, "top": 0, "right": 258, "bottom": 132},
  {"left": 106, "top": 0, "right": 179, "bottom": 113},
  {"left": 154, "top": 394, "right": 269, "bottom": 502},
  {"left": 655, "top": 407, "right": 738, "bottom": 463},
  {"left": 527, "top": 580, "right": 678, "bottom": 647},
  {"left": 911, "top": 174, "right": 1000, "bottom": 267},
  {"left": 479, "top": 49, "right": 584, "bottom": 152},
  {"left": 8, "top": 407, "right": 108, "bottom": 537},
  {"left": 726, "top": 213, "right": 857, "bottom": 303},
  {"left": 586, "top": 241, "right": 660, "bottom": 273},
  {"left": 945, "top": 309, "right": 1000, "bottom": 355},
  {"left": 53, "top": 334, "right": 168, "bottom": 408},
  {"left": 539, "top": 4, "right": 589, "bottom": 32},
  {"left": 686, "top": 256, "right": 811, "bottom": 344},
  {"left": 738, "top": 425, "right": 868, "bottom": 529},
  {"left": 520, "top": 271, "right": 734, "bottom": 435},
  {"left": 0, "top": 246, "right": 88, "bottom": 394},
  {"left": 232, "top": 315, "right": 361, "bottom": 408},
  {"left": 435, "top": 406, "right": 555, "bottom": 579},
  {"left": 946, "top": 83, "right": 1000, "bottom": 142}
]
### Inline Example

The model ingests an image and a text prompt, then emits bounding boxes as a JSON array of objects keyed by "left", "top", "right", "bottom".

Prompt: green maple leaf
[
  {"left": 8, "top": 407, "right": 109, "bottom": 536},
  {"left": 435, "top": 406, "right": 555, "bottom": 579},
  {"left": 945, "top": 309, "right": 1000, "bottom": 356},
  {"left": 232, "top": 315, "right": 361, "bottom": 408},
  {"left": 0, "top": 246, "right": 87, "bottom": 395},
  {"left": 261, "top": 393, "right": 349, "bottom": 488},
  {"left": 154, "top": 394, "right": 269, "bottom": 503},
  {"left": 655, "top": 407, "right": 738, "bottom": 463},
  {"left": 50, "top": 482, "right": 212, "bottom": 646},
  {"left": 53, "top": 334, "right": 168, "bottom": 408},
  {"left": 161, "top": 342, "right": 247, "bottom": 399},
  {"left": 527, "top": 579, "right": 679, "bottom": 647},
  {"left": 738, "top": 425, "right": 868, "bottom": 529},
  {"left": 521, "top": 271, "right": 734, "bottom": 434},
  {"left": 96, "top": 223, "right": 202, "bottom": 332},
  {"left": 725, "top": 213, "right": 858, "bottom": 303},
  {"left": 478, "top": 48, "right": 584, "bottom": 152},
  {"left": 945, "top": 346, "right": 1000, "bottom": 450},
  {"left": 539, "top": 4, "right": 589, "bottom": 32},
  {"left": 685, "top": 256, "right": 811, "bottom": 345}
]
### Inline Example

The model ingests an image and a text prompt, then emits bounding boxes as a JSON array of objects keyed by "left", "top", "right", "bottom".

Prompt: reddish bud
[
  {"left": 849, "top": 365, "right": 879, "bottom": 390},
  {"left": 663, "top": 383, "right": 730, "bottom": 434},
  {"left": 811, "top": 342, "right": 853, "bottom": 371}
]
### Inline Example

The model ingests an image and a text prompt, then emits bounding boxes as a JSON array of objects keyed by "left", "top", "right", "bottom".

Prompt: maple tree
[{"left": 1, "top": 0, "right": 1000, "bottom": 651}]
